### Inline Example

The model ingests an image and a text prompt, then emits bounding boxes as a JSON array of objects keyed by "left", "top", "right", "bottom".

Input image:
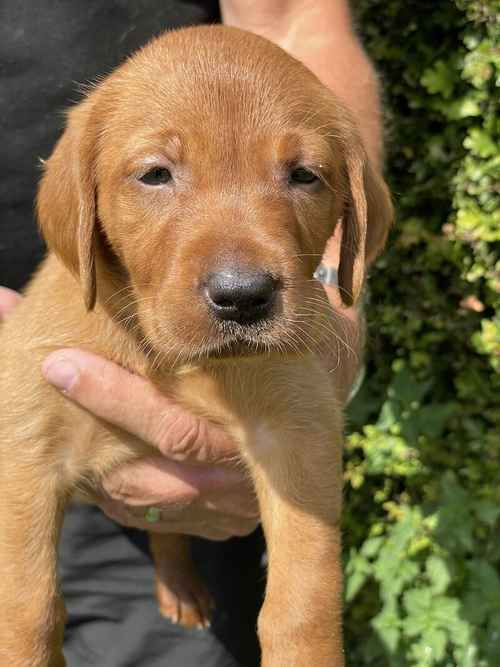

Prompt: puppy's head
[{"left": 38, "top": 26, "right": 392, "bottom": 365}]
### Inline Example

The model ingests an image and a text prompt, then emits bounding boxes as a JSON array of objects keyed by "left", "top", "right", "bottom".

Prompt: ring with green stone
[{"left": 144, "top": 506, "right": 162, "bottom": 523}]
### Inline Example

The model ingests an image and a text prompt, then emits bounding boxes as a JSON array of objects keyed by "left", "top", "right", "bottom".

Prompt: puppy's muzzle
[{"left": 204, "top": 267, "right": 279, "bottom": 326}]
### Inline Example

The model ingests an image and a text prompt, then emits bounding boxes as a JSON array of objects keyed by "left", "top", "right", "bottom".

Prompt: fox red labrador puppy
[{"left": 0, "top": 25, "right": 392, "bottom": 666}]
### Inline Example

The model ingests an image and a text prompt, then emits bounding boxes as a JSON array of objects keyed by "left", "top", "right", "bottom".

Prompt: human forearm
[{"left": 220, "top": 0, "right": 383, "bottom": 167}]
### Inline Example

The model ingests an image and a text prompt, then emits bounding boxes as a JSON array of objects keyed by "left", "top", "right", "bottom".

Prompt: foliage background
[{"left": 344, "top": 1, "right": 499, "bottom": 665}]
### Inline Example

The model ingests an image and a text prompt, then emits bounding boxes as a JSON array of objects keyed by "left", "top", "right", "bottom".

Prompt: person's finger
[
  {"left": 318, "top": 226, "right": 360, "bottom": 323},
  {"left": 100, "top": 499, "right": 258, "bottom": 539},
  {"left": 0, "top": 287, "right": 23, "bottom": 320},
  {"left": 100, "top": 499, "right": 227, "bottom": 539},
  {"left": 318, "top": 226, "right": 344, "bottom": 311},
  {"left": 323, "top": 222, "right": 342, "bottom": 269},
  {"left": 101, "top": 456, "right": 248, "bottom": 507},
  {"left": 200, "top": 491, "right": 259, "bottom": 521},
  {"left": 41, "top": 348, "right": 237, "bottom": 464}
]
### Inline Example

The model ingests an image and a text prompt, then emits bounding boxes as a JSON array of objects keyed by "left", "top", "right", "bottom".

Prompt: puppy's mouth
[
  {"left": 200, "top": 320, "right": 281, "bottom": 360},
  {"left": 143, "top": 277, "right": 304, "bottom": 365}
]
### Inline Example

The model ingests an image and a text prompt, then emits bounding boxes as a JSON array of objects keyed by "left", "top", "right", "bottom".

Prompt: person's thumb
[{"left": 42, "top": 348, "right": 236, "bottom": 464}]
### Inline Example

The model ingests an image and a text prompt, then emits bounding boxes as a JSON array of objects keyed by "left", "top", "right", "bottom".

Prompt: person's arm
[{"left": 220, "top": 0, "right": 383, "bottom": 168}]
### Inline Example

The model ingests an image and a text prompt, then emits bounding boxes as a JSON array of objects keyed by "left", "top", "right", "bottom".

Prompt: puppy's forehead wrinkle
[{"left": 207, "top": 184, "right": 285, "bottom": 204}]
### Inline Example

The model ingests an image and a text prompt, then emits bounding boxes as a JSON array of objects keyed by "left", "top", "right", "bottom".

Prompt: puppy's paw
[{"left": 155, "top": 572, "right": 214, "bottom": 630}]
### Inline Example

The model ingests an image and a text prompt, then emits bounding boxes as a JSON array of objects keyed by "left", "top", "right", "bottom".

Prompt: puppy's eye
[
  {"left": 139, "top": 167, "right": 172, "bottom": 186},
  {"left": 289, "top": 167, "right": 319, "bottom": 186}
]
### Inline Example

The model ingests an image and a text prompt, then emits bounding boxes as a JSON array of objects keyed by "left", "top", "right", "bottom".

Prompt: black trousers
[{"left": 59, "top": 505, "right": 265, "bottom": 666}]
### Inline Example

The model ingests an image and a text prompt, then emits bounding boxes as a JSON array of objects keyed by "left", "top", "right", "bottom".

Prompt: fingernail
[{"left": 42, "top": 356, "right": 79, "bottom": 392}]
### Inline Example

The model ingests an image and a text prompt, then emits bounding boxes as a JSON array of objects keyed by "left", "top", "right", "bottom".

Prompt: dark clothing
[
  {"left": 0, "top": 2, "right": 264, "bottom": 664},
  {"left": 60, "top": 506, "right": 264, "bottom": 667}
]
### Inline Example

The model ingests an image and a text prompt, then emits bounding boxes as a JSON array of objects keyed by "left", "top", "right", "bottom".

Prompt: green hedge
[{"left": 343, "top": 1, "right": 499, "bottom": 665}]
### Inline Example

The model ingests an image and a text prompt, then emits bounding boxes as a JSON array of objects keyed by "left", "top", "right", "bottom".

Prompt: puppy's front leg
[
  {"left": 248, "top": 404, "right": 344, "bottom": 665},
  {"left": 0, "top": 465, "right": 66, "bottom": 667}
]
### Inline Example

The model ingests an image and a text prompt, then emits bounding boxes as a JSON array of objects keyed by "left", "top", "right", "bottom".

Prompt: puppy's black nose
[{"left": 205, "top": 268, "right": 278, "bottom": 324}]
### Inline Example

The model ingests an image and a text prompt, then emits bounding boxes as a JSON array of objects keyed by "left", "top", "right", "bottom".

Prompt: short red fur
[{"left": 0, "top": 26, "right": 392, "bottom": 666}]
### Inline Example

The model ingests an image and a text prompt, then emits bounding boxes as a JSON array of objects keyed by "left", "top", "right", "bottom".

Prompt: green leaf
[
  {"left": 403, "top": 588, "right": 434, "bottom": 634},
  {"left": 427, "top": 628, "right": 448, "bottom": 659},
  {"left": 414, "top": 403, "right": 457, "bottom": 439},
  {"left": 377, "top": 398, "right": 401, "bottom": 431},
  {"left": 345, "top": 552, "right": 372, "bottom": 603},
  {"left": 466, "top": 560, "right": 500, "bottom": 611},
  {"left": 389, "top": 366, "right": 430, "bottom": 405},
  {"left": 474, "top": 500, "right": 500, "bottom": 527},
  {"left": 416, "top": 627, "right": 448, "bottom": 662},
  {"left": 464, "top": 128, "right": 498, "bottom": 158},
  {"left": 372, "top": 603, "right": 402, "bottom": 653},
  {"left": 361, "top": 536, "right": 384, "bottom": 559},
  {"left": 421, "top": 60, "right": 457, "bottom": 98},
  {"left": 435, "top": 473, "right": 475, "bottom": 552},
  {"left": 426, "top": 556, "right": 451, "bottom": 595}
]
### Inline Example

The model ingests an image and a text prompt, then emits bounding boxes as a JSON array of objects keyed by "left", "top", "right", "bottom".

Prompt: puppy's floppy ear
[
  {"left": 338, "top": 138, "right": 394, "bottom": 307},
  {"left": 37, "top": 99, "right": 98, "bottom": 311}
]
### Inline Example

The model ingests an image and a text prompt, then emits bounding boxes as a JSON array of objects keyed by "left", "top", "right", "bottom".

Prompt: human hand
[
  {"left": 1, "top": 287, "right": 258, "bottom": 540},
  {"left": 315, "top": 227, "right": 365, "bottom": 398},
  {"left": 0, "top": 286, "right": 23, "bottom": 319},
  {"left": 40, "top": 348, "right": 259, "bottom": 540},
  {"left": 0, "top": 252, "right": 353, "bottom": 541},
  {"left": 318, "top": 224, "right": 360, "bottom": 322}
]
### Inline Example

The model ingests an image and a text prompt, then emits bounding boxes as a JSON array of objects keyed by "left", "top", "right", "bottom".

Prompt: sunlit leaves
[{"left": 343, "top": 1, "right": 499, "bottom": 664}]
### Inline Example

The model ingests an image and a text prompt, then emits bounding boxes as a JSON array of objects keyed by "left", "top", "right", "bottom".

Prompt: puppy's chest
[
  {"left": 63, "top": 365, "right": 256, "bottom": 491},
  {"left": 66, "top": 359, "right": 317, "bottom": 501},
  {"left": 166, "top": 362, "right": 313, "bottom": 453}
]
